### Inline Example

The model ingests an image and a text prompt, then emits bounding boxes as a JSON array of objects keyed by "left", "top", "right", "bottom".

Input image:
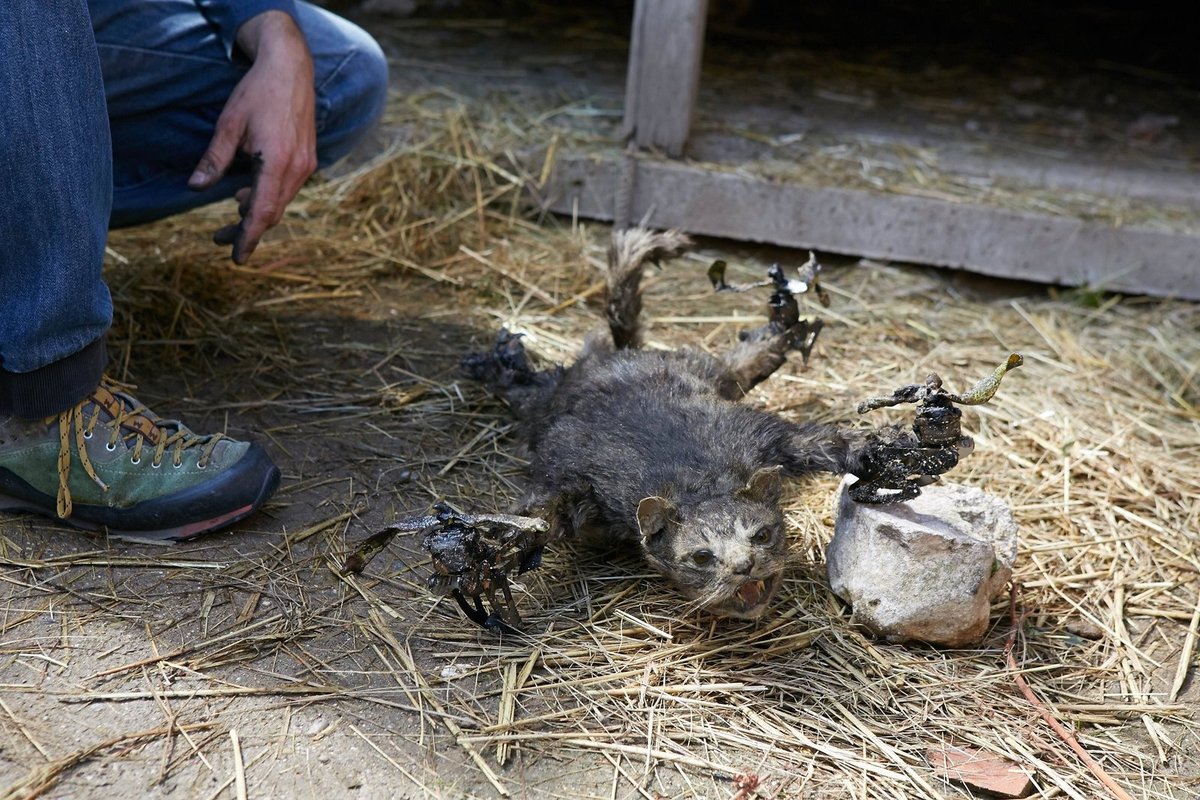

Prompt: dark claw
[
  {"left": 708, "top": 259, "right": 733, "bottom": 292},
  {"left": 451, "top": 590, "right": 520, "bottom": 635},
  {"left": 767, "top": 286, "right": 801, "bottom": 332},
  {"left": 723, "top": 257, "right": 827, "bottom": 366},
  {"left": 849, "top": 355, "right": 1022, "bottom": 504},
  {"left": 454, "top": 590, "right": 491, "bottom": 626},
  {"left": 710, "top": 254, "right": 827, "bottom": 306},
  {"left": 793, "top": 319, "right": 823, "bottom": 365},
  {"left": 417, "top": 507, "right": 550, "bottom": 632},
  {"left": 848, "top": 479, "right": 922, "bottom": 504},
  {"left": 519, "top": 546, "right": 544, "bottom": 574},
  {"left": 342, "top": 505, "right": 550, "bottom": 632},
  {"left": 483, "top": 613, "right": 521, "bottom": 636}
]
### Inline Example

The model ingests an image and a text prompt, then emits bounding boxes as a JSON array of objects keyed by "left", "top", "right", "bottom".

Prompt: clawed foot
[
  {"left": 848, "top": 433, "right": 965, "bottom": 504},
  {"left": 341, "top": 504, "right": 550, "bottom": 633},
  {"left": 461, "top": 329, "right": 537, "bottom": 387},
  {"left": 755, "top": 272, "right": 824, "bottom": 365},
  {"left": 849, "top": 355, "right": 1023, "bottom": 504}
]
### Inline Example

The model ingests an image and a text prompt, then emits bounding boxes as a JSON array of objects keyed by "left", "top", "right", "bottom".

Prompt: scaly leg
[
  {"left": 760, "top": 415, "right": 961, "bottom": 504},
  {"left": 763, "top": 354, "right": 1023, "bottom": 504},
  {"left": 343, "top": 486, "right": 588, "bottom": 633},
  {"left": 341, "top": 505, "right": 553, "bottom": 633}
]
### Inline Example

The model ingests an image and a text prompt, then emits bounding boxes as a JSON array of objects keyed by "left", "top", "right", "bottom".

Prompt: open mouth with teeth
[{"left": 709, "top": 573, "right": 783, "bottom": 619}]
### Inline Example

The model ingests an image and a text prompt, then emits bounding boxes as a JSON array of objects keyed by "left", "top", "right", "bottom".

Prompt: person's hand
[{"left": 187, "top": 11, "right": 316, "bottom": 264}]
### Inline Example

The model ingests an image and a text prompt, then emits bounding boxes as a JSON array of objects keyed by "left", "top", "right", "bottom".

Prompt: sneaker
[{"left": 0, "top": 378, "right": 280, "bottom": 542}]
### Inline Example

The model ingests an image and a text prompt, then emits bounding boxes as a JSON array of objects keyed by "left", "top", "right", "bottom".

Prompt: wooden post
[{"left": 622, "top": 0, "right": 709, "bottom": 157}]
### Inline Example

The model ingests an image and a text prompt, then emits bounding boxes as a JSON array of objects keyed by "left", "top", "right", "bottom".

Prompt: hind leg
[
  {"left": 717, "top": 289, "right": 823, "bottom": 400},
  {"left": 461, "top": 329, "right": 562, "bottom": 420},
  {"left": 604, "top": 228, "right": 690, "bottom": 350}
]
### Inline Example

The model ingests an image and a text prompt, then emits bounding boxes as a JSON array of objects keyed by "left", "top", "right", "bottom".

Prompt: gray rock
[{"left": 826, "top": 477, "right": 1018, "bottom": 647}]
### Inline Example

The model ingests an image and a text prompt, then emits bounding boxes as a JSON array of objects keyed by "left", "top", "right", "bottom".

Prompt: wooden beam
[
  {"left": 539, "top": 154, "right": 1200, "bottom": 300},
  {"left": 622, "top": 0, "right": 709, "bottom": 157}
]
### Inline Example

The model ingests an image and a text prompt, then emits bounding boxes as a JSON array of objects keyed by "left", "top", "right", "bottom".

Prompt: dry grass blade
[
  {"left": 0, "top": 724, "right": 217, "bottom": 800},
  {"left": 1169, "top": 592, "right": 1200, "bottom": 704},
  {"left": 229, "top": 730, "right": 247, "bottom": 800}
]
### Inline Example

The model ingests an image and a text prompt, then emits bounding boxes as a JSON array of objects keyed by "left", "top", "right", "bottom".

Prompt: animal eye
[
  {"left": 691, "top": 549, "right": 714, "bottom": 566},
  {"left": 751, "top": 527, "right": 774, "bottom": 545}
]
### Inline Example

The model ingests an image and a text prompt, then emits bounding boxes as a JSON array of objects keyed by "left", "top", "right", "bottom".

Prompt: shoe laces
[{"left": 50, "top": 377, "right": 225, "bottom": 519}]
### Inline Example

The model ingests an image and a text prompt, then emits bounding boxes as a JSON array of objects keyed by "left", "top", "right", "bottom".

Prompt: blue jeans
[{"left": 0, "top": 0, "right": 387, "bottom": 417}]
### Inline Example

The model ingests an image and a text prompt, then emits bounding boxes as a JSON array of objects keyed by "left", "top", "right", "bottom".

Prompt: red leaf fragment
[{"left": 927, "top": 744, "right": 1034, "bottom": 799}]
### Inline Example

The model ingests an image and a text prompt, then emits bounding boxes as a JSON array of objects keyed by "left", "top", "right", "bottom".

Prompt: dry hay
[{"left": 3, "top": 87, "right": 1199, "bottom": 799}]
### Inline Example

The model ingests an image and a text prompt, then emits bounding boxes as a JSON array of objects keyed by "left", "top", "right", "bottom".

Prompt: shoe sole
[
  {"left": 116, "top": 464, "right": 279, "bottom": 543},
  {"left": 0, "top": 445, "right": 281, "bottom": 543}
]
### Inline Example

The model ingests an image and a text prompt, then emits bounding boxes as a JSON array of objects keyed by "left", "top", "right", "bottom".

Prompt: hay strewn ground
[{"left": 3, "top": 27, "right": 1200, "bottom": 800}]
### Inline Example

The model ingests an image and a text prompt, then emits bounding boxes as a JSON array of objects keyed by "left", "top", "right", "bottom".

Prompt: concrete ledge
[{"left": 539, "top": 153, "right": 1200, "bottom": 300}]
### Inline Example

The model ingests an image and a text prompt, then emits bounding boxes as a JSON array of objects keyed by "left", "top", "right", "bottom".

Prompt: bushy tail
[{"left": 604, "top": 228, "right": 690, "bottom": 350}]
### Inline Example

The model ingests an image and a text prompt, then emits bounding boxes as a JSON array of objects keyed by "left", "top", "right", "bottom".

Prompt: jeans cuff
[{"left": 0, "top": 338, "right": 107, "bottom": 418}]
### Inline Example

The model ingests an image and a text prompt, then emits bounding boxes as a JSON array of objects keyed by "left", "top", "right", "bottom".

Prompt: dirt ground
[
  {"left": 4, "top": 4, "right": 1200, "bottom": 800},
  {"left": 4, "top": 243, "right": 1198, "bottom": 798}
]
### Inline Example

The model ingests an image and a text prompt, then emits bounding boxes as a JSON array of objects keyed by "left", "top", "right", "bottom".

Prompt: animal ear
[
  {"left": 636, "top": 496, "right": 678, "bottom": 546},
  {"left": 739, "top": 466, "right": 783, "bottom": 504}
]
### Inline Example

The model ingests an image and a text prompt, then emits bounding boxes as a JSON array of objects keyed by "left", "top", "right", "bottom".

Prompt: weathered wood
[
  {"left": 622, "top": 0, "right": 709, "bottom": 157},
  {"left": 539, "top": 154, "right": 1200, "bottom": 300}
]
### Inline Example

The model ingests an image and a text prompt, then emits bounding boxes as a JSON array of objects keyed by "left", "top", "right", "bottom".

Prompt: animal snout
[{"left": 733, "top": 557, "right": 754, "bottom": 575}]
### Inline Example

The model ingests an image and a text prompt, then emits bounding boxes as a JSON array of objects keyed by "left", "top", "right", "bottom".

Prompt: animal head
[{"left": 635, "top": 467, "right": 788, "bottom": 619}]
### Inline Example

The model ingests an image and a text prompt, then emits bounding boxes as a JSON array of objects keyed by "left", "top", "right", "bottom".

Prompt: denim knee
[{"left": 313, "top": 17, "right": 388, "bottom": 167}]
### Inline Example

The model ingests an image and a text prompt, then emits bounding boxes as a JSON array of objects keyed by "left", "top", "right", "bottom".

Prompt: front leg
[
  {"left": 762, "top": 418, "right": 963, "bottom": 503},
  {"left": 762, "top": 418, "right": 890, "bottom": 478}
]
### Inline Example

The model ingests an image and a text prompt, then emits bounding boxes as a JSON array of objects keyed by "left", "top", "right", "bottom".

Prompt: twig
[
  {"left": 85, "top": 597, "right": 345, "bottom": 681},
  {"left": 1006, "top": 584, "right": 1135, "bottom": 800},
  {"left": 348, "top": 724, "right": 429, "bottom": 789},
  {"left": 558, "top": 738, "right": 731, "bottom": 776},
  {"left": 0, "top": 697, "right": 50, "bottom": 759},
  {"left": 495, "top": 662, "right": 519, "bottom": 766}
]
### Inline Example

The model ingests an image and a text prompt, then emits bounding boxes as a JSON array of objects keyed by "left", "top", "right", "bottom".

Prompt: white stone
[
  {"left": 826, "top": 477, "right": 1018, "bottom": 647},
  {"left": 440, "top": 663, "right": 470, "bottom": 680}
]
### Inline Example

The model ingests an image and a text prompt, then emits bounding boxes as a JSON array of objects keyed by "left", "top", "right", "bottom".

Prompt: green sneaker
[{"left": 0, "top": 378, "right": 280, "bottom": 542}]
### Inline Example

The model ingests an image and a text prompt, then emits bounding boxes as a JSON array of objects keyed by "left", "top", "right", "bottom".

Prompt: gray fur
[{"left": 466, "top": 229, "right": 873, "bottom": 619}]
